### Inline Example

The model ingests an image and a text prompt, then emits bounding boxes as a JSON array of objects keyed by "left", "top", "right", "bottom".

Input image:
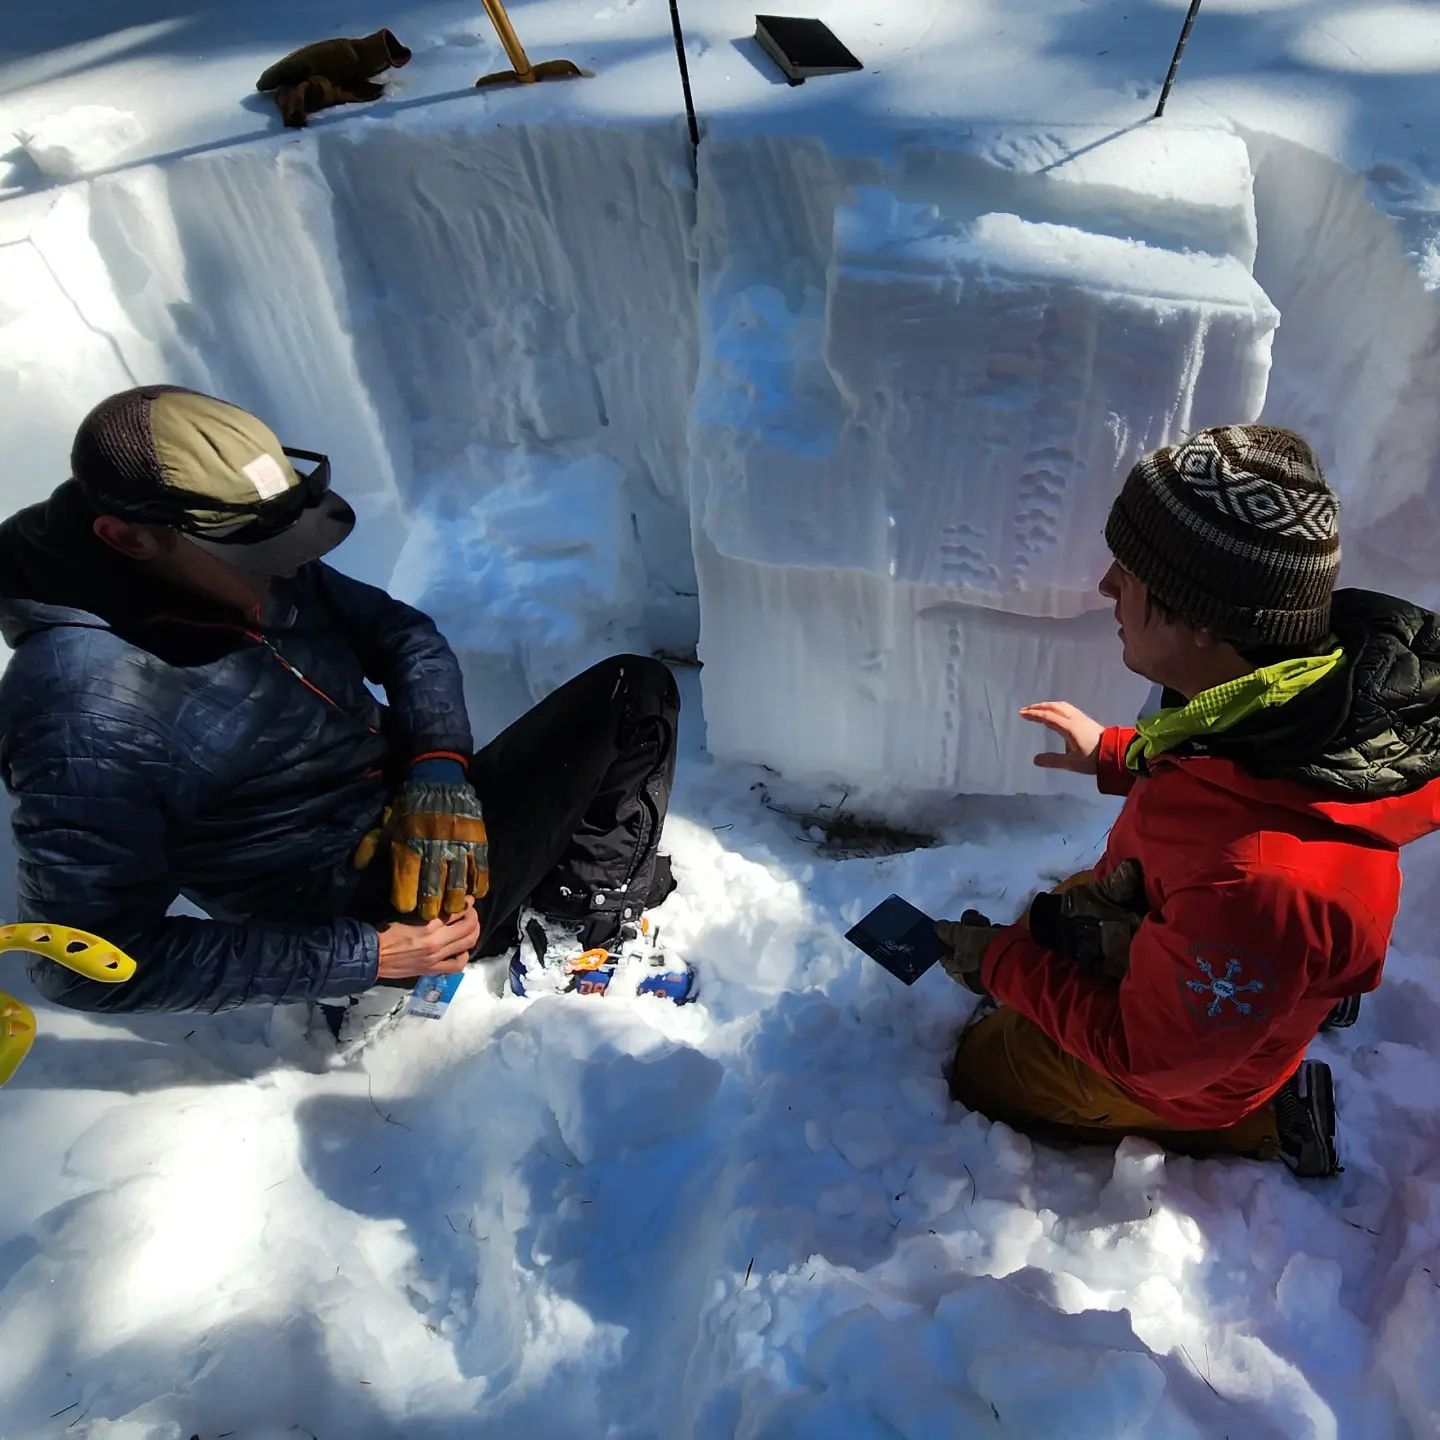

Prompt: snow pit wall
[
  {"left": 1, "top": 117, "right": 1437, "bottom": 811},
  {"left": 0, "top": 118, "right": 702, "bottom": 688}
]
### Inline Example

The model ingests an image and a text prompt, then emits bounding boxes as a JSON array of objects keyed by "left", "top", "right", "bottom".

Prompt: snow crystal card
[
  {"left": 406, "top": 972, "right": 464, "bottom": 1019},
  {"left": 845, "top": 895, "right": 945, "bottom": 985}
]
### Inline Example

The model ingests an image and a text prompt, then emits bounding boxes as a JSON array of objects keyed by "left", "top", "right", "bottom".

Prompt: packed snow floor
[{"left": 3, "top": 669, "right": 1440, "bottom": 1439}]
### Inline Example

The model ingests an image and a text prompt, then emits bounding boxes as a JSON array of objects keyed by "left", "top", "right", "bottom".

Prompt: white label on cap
[{"left": 242, "top": 452, "right": 289, "bottom": 500}]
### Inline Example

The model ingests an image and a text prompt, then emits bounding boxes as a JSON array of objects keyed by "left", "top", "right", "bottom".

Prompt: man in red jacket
[{"left": 938, "top": 424, "right": 1440, "bottom": 1177}]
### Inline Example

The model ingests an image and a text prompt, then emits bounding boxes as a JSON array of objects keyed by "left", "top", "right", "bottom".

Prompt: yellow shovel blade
[
  {"left": 0, "top": 990, "right": 36, "bottom": 1087},
  {"left": 0, "top": 924, "right": 136, "bottom": 984},
  {"left": 475, "top": 60, "right": 592, "bottom": 87}
]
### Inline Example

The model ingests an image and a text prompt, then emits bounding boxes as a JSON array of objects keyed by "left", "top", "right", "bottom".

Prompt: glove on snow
[
  {"left": 256, "top": 29, "right": 413, "bottom": 128},
  {"left": 1028, "top": 858, "right": 1148, "bottom": 979},
  {"left": 934, "top": 910, "right": 1001, "bottom": 995},
  {"left": 354, "top": 779, "right": 490, "bottom": 922},
  {"left": 272, "top": 75, "right": 385, "bottom": 129}
]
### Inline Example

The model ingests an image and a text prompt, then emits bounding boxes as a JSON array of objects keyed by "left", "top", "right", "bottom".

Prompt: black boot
[
  {"left": 1320, "top": 994, "right": 1362, "bottom": 1031},
  {"left": 1275, "top": 1060, "right": 1341, "bottom": 1178}
]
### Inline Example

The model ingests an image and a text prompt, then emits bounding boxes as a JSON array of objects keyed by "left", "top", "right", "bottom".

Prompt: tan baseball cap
[{"left": 71, "top": 385, "right": 354, "bottom": 573}]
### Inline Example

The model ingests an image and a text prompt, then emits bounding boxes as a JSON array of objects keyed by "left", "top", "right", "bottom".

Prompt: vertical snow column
[
  {"left": 322, "top": 118, "right": 700, "bottom": 700},
  {"left": 0, "top": 145, "right": 411, "bottom": 581},
  {"left": 692, "top": 127, "right": 1278, "bottom": 805},
  {"left": 1245, "top": 130, "right": 1440, "bottom": 609}
]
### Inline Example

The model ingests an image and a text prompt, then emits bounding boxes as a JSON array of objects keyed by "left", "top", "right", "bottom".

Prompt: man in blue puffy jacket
[{"left": 0, "top": 386, "right": 686, "bottom": 1014}]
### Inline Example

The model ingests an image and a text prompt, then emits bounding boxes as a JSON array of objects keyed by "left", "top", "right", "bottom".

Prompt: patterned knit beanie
[{"left": 1104, "top": 425, "right": 1340, "bottom": 647}]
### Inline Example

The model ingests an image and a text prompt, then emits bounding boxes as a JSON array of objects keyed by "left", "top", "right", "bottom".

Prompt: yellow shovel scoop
[
  {"left": 475, "top": 0, "right": 592, "bottom": 88},
  {"left": 0, "top": 924, "right": 136, "bottom": 1087}
]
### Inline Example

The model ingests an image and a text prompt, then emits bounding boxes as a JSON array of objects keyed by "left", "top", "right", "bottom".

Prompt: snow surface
[
  {"left": 5, "top": 682, "right": 1440, "bottom": 1438},
  {"left": 3, "top": 1, "right": 1440, "bottom": 1435}
]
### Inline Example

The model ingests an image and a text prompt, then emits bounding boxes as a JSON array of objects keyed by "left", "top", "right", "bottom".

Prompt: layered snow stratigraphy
[
  {"left": 2, "top": 111, "right": 1439, "bottom": 803},
  {"left": 693, "top": 530, "right": 1132, "bottom": 803},
  {"left": 692, "top": 127, "right": 1277, "bottom": 800}
]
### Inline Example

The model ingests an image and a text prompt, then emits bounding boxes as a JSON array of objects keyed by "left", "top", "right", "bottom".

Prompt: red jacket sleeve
[
  {"left": 980, "top": 872, "right": 1312, "bottom": 1118},
  {"left": 1095, "top": 726, "right": 1138, "bottom": 796}
]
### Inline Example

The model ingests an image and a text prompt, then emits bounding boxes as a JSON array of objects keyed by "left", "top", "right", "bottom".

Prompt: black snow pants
[{"left": 468, "top": 654, "right": 679, "bottom": 957}]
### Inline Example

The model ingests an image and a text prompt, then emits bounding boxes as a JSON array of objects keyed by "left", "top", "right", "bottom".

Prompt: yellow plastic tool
[{"left": 0, "top": 924, "right": 136, "bottom": 1086}]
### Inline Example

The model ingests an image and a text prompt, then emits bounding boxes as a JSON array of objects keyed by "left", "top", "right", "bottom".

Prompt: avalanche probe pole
[
  {"left": 1154, "top": 0, "right": 1203, "bottom": 118},
  {"left": 668, "top": 0, "right": 700, "bottom": 153}
]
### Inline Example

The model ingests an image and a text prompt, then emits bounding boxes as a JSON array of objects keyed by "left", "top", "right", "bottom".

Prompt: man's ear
[
  {"left": 1192, "top": 627, "right": 1245, "bottom": 656},
  {"left": 93, "top": 514, "right": 164, "bottom": 560}
]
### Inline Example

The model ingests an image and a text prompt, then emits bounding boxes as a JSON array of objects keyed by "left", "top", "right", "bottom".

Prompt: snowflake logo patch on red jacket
[{"left": 1179, "top": 943, "right": 1274, "bottom": 1027}]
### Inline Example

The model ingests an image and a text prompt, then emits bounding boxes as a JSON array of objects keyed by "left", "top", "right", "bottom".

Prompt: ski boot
[
  {"left": 1275, "top": 1060, "right": 1341, "bottom": 1178},
  {"left": 509, "top": 908, "right": 695, "bottom": 1004}
]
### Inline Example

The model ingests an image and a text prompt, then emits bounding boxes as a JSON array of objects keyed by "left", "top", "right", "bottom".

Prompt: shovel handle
[
  {"left": 480, "top": 0, "right": 535, "bottom": 80},
  {"left": 0, "top": 923, "right": 137, "bottom": 984}
]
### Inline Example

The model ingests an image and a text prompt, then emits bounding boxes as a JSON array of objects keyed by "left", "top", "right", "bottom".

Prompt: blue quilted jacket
[{"left": 0, "top": 483, "right": 473, "bottom": 1013}]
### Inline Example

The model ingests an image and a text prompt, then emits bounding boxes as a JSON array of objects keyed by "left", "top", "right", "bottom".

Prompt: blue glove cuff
[{"left": 408, "top": 757, "right": 468, "bottom": 785}]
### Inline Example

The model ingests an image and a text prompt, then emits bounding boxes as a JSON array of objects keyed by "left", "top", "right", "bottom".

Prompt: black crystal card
[{"left": 845, "top": 894, "right": 945, "bottom": 985}]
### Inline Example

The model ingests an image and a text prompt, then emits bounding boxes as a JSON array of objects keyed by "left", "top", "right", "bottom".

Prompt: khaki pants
[{"left": 948, "top": 1006, "right": 1280, "bottom": 1161}]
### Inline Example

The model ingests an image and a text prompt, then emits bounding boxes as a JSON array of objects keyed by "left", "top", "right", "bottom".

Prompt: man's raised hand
[{"left": 1019, "top": 702, "right": 1105, "bottom": 776}]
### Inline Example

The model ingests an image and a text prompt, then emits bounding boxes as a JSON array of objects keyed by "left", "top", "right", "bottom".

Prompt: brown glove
[
  {"left": 354, "top": 779, "right": 490, "bottom": 922},
  {"left": 934, "top": 910, "right": 1003, "bottom": 995},
  {"left": 1028, "top": 858, "right": 1148, "bottom": 979},
  {"left": 257, "top": 29, "right": 413, "bottom": 128},
  {"left": 272, "top": 76, "right": 387, "bottom": 129}
]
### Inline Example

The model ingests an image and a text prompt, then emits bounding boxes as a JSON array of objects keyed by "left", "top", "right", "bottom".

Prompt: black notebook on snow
[{"left": 754, "top": 16, "right": 863, "bottom": 85}]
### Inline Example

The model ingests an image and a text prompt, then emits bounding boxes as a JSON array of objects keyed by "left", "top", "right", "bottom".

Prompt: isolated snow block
[
  {"left": 695, "top": 191, "right": 1278, "bottom": 619},
  {"left": 691, "top": 174, "right": 1278, "bottom": 798}
]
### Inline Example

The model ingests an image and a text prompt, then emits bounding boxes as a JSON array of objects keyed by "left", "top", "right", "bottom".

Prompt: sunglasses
[{"left": 105, "top": 447, "right": 332, "bottom": 544}]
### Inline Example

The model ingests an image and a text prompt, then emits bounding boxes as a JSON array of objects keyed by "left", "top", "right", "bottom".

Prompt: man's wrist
[
  {"left": 974, "top": 924, "right": 1015, "bottom": 997},
  {"left": 408, "top": 753, "right": 469, "bottom": 785},
  {"left": 362, "top": 922, "right": 382, "bottom": 983},
  {"left": 937, "top": 914, "right": 1002, "bottom": 994}
]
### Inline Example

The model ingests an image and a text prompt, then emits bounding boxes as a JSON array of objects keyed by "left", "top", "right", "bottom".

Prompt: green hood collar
[
  {"left": 1150, "top": 589, "right": 1440, "bottom": 799},
  {"left": 1127, "top": 648, "right": 1347, "bottom": 771}
]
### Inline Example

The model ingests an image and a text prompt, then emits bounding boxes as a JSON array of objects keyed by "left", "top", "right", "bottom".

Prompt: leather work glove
[
  {"left": 1028, "top": 858, "right": 1148, "bottom": 979},
  {"left": 274, "top": 75, "right": 386, "bottom": 128},
  {"left": 256, "top": 29, "right": 413, "bottom": 128},
  {"left": 934, "top": 909, "right": 1003, "bottom": 995},
  {"left": 354, "top": 776, "right": 490, "bottom": 922}
]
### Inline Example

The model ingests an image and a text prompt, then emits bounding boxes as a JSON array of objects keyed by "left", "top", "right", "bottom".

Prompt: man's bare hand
[
  {"left": 376, "top": 897, "right": 481, "bottom": 979},
  {"left": 1020, "top": 702, "right": 1105, "bottom": 775}
]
